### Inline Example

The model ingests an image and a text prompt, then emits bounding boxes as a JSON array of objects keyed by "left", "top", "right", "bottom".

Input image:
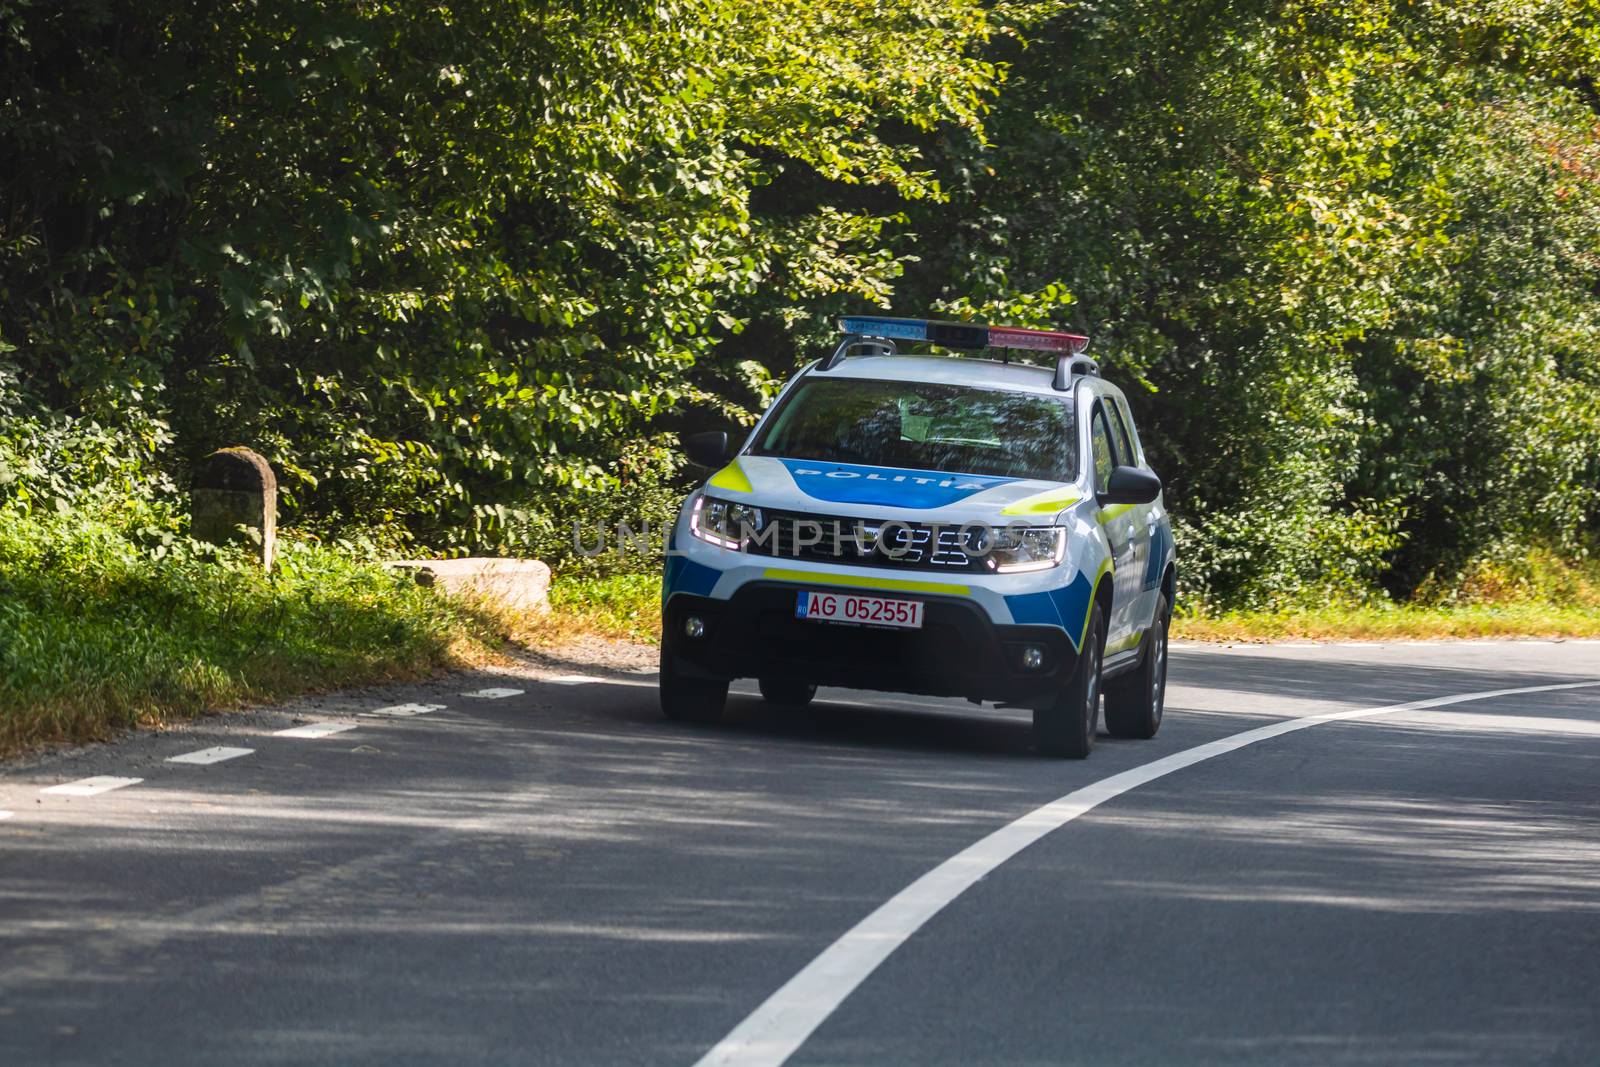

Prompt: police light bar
[
  {"left": 838, "top": 315, "right": 1089, "bottom": 355},
  {"left": 988, "top": 325, "right": 1090, "bottom": 354}
]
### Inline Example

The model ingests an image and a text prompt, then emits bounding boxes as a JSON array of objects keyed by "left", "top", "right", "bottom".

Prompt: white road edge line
[
  {"left": 463, "top": 687, "right": 524, "bottom": 699},
  {"left": 0, "top": 810, "right": 13, "bottom": 820},
  {"left": 166, "top": 746, "right": 255, "bottom": 765},
  {"left": 363, "top": 703, "right": 445, "bottom": 718},
  {"left": 274, "top": 721, "right": 360, "bottom": 739},
  {"left": 546, "top": 675, "right": 603, "bottom": 686},
  {"left": 41, "top": 776, "right": 144, "bottom": 797},
  {"left": 693, "top": 678, "right": 1600, "bottom": 1067}
]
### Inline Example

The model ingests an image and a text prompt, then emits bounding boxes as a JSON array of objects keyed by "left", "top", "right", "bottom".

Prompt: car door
[
  {"left": 1104, "top": 396, "right": 1154, "bottom": 644},
  {"left": 1089, "top": 401, "right": 1139, "bottom": 652}
]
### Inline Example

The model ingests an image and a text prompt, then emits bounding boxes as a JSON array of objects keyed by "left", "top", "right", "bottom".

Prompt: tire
[
  {"left": 1034, "top": 603, "right": 1105, "bottom": 759},
  {"left": 1105, "top": 593, "right": 1169, "bottom": 740},
  {"left": 758, "top": 677, "right": 817, "bottom": 708},
  {"left": 659, "top": 645, "right": 728, "bottom": 723}
]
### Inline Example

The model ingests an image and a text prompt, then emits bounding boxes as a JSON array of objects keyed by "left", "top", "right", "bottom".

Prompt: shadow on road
[{"left": 2, "top": 645, "right": 1596, "bottom": 1065}]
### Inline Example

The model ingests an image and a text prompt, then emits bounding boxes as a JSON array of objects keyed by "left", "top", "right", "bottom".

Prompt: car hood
[{"left": 707, "top": 456, "right": 1084, "bottom": 522}]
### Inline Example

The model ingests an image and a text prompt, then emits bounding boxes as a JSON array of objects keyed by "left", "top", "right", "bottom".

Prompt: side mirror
[
  {"left": 1100, "top": 465, "right": 1162, "bottom": 506},
  {"left": 682, "top": 430, "right": 733, "bottom": 469}
]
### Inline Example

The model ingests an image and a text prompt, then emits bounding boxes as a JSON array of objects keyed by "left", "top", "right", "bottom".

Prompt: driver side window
[{"left": 1091, "top": 406, "right": 1116, "bottom": 494}]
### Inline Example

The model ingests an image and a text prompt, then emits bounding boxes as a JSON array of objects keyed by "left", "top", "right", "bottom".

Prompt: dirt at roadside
[{"left": 506, "top": 635, "right": 658, "bottom": 676}]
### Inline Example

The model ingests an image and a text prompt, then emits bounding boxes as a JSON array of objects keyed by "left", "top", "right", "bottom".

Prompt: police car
[{"left": 660, "top": 316, "right": 1175, "bottom": 758}]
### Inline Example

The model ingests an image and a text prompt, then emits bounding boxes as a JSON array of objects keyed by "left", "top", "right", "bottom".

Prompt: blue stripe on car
[
  {"left": 1004, "top": 568, "right": 1097, "bottom": 651},
  {"left": 1005, "top": 592, "right": 1064, "bottom": 628},
  {"left": 778, "top": 459, "right": 1017, "bottom": 509},
  {"left": 663, "top": 555, "right": 722, "bottom": 603},
  {"left": 1144, "top": 523, "right": 1168, "bottom": 590}
]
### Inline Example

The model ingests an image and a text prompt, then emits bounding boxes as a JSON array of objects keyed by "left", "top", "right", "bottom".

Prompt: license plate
[{"left": 795, "top": 590, "right": 924, "bottom": 629}]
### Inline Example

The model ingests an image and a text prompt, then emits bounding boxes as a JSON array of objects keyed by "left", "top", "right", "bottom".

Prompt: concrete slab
[{"left": 388, "top": 557, "right": 552, "bottom": 613}]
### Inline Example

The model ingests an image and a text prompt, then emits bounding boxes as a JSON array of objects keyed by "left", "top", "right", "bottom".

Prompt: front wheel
[
  {"left": 1104, "top": 593, "right": 1169, "bottom": 739},
  {"left": 660, "top": 645, "right": 728, "bottom": 723},
  {"left": 1034, "top": 604, "right": 1105, "bottom": 759}
]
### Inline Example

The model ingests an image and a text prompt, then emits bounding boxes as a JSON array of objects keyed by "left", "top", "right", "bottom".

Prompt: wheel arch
[
  {"left": 1090, "top": 560, "right": 1114, "bottom": 646},
  {"left": 1094, "top": 566, "right": 1115, "bottom": 620}
]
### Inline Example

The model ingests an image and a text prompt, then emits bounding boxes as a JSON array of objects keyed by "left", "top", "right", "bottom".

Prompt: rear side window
[
  {"left": 1114, "top": 396, "right": 1143, "bottom": 464},
  {"left": 1090, "top": 407, "right": 1116, "bottom": 493},
  {"left": 1105, "top": 399, "right": 1136, "bottom": 467}
]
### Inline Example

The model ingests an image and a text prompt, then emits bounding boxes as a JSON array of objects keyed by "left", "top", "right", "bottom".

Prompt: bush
[
  {"left": 512, "top": 437, "right": 692, "bottom": 578},
  {"left": 0, "top": 497, "right": 500, "bottom": 755},
  {"left": 0, "top": 0, "right": 999, "bottom": 553}
]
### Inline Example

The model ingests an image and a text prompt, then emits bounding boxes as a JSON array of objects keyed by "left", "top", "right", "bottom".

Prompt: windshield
[{"left": 751, "top": 376, "right": 1077, "bottom": 481}]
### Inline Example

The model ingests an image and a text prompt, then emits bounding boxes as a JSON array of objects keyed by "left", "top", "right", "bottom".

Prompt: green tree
[
  {"left": 903, "top": 0, "right": 1600, "bottom": 607},
  {"left": 1, "top": 0, "right": 998, "bottom": 546}
]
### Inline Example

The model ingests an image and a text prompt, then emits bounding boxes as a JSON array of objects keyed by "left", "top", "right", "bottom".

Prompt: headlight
[
  {"left": 691, "top": 495, "right": 764, "bottom": 550},
  {"left": 981, "top": 524, "right": 1067, "bottom": 573}
]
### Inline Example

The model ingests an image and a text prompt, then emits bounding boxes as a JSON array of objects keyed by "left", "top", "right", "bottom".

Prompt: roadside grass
[
  {"left": 11, "top": 525, "right": 1590, "bottom": 760},
  {"left": 530, "top": 571, "right": 1600, "bottom": 649},
  {"left": 524, "top": 572, "right": 662, "bottom": 644},
  {"left": 0, "top": 509, "right": 510, "bottom": 757},
  {"left": 1171, "top": 602, "right": 1600, "bottom": 643},
  {"left": 1179, "top": 550, "right": 1600, "bottom": 642}
]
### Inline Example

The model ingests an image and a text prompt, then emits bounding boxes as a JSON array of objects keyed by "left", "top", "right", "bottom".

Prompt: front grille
[
  {"left": 746, "top": 508, "right": 989, "bottom": 573},
  {"left": 663, "top": 583, "right": 1081, "bottom": 702}
]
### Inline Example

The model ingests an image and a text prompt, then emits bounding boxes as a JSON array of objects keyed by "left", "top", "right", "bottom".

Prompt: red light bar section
[{"left": 987, "top": 326, "right": 1090, "bottom": 354}]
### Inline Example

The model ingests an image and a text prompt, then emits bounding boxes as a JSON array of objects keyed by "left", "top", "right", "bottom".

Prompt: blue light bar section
[{"left": 837, "top": 316, "right": 930, "bottom": 342}]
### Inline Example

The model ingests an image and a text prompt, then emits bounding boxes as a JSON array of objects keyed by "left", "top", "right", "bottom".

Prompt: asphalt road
[{"left": 2, "top": 640, "right": 1599, "bottom": 1066}]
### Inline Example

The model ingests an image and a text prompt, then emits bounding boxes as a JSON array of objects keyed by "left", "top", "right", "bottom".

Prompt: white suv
[{"left": 660, "top": 316, "right": 1175, "bottom": 758}]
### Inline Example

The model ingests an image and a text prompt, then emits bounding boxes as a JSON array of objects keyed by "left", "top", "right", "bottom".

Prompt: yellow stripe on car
[
  {"left": 708, "top": 460, "right": 753, "bottom": 493},
  {"left": 1106, "top": 630, "right": 1142, "bottom": 655},
  {"left": 762, "top": 568, "right": 970, "bottom": 596},
  {"left": 1096, "top": 503, "right": 1135, "bottom": 523},
  {"left": 1001, "top": 488, "right": 1082, "bottom": 516}
]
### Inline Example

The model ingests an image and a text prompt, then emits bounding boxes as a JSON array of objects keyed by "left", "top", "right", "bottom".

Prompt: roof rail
[
  {"left": 1053, "top": 354, "right": 1100, "bottom": 390},
  {"left": 819, "top": 334, "right": 897, "bottom": 372}
]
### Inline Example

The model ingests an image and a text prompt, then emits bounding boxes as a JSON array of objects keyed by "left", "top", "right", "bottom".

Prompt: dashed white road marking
[
  {"left": 694, "top": 677, "right": 1600, "bottom": 1067},
  {"left": 42, "top": 776, "right": 143, "bottom": 797},
  {"left": 546, "top": 675, "right": 602, "bottom": 686},
  {"left": 167, "top": 746, "right": 254, "bottom": 765},
  {"left": 1405, "top": 710, "right": 1600, "bottom": 738},
  {"left": 463, "top": 687, "right": 524, "bottom": 699},
  {"left": 0, "top": 810, "right": 14, "bottom": 820},
  {"left": 274, "top": 722, "right": 360, "bottom": 739},
  {"left": 363, "top": 703, "right": 445, "bottom": 718}
]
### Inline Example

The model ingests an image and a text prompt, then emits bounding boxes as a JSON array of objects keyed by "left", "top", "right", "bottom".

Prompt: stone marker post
[{"left": 191, "top": 447, "right": 277, "bottom": 571}]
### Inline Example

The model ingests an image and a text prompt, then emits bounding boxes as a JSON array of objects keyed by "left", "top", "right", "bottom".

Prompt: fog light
[
  {"left": 684, "top": 616, "right": 706, "bottom": 639},
  {"left": 1021, "top": 646, "right": 1044, "bottom": 670}
]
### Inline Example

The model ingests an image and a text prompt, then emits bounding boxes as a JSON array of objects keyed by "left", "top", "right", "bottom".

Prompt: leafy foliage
[
  {"left": 904, "top": 0, "right": 1600, "bottom": 607},
  {"left": 1, "top": 0, "right": 997, "bottom": 549},
  {"left": 0, "top": 498, "right": 500, "bottom": 754},
  {"left": 3, "top": 0, "right": 1598, "bottom": 617}
]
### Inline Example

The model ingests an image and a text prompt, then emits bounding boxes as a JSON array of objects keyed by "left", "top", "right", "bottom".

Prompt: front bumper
[{"left": 664, "top": 582, "right": 1081, "bottom": 704}]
